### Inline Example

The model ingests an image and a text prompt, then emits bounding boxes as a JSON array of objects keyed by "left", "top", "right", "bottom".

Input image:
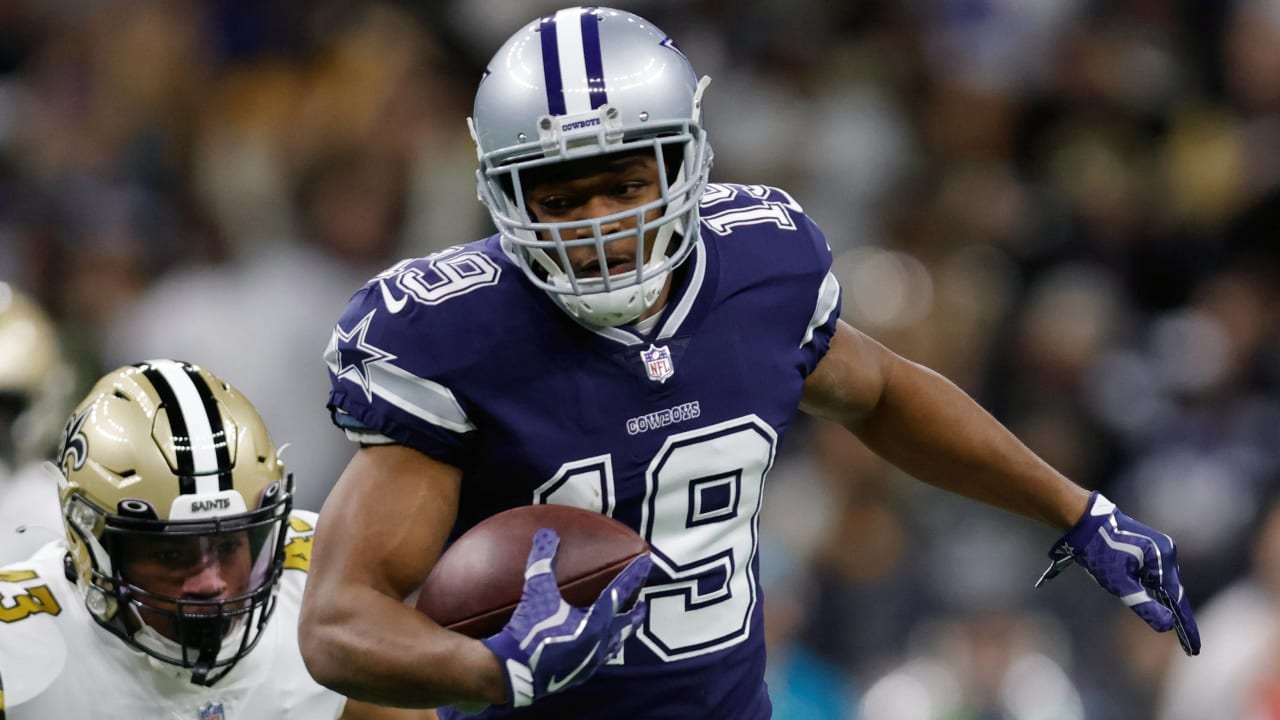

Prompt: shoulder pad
[
  {"left": 0, "top": 556, "right": 71, "bottom": 709},
  {"left": 282, "top": 510, "right": 319, "bottom": 573}
]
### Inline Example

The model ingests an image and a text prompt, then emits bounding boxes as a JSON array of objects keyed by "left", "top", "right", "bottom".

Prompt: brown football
[{"left": 415, "top": 504, "right": 650, "bottom": 638}]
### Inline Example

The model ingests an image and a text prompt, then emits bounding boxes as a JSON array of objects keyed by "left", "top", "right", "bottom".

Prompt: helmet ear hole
[{"left": 117, "top": 498, "right": 154, "bottom": 519}]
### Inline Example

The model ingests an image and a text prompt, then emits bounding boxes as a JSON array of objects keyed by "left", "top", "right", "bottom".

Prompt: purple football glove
[
  {"left": 1036, "top": 492, "right": 1200, "bottom": 656},
  {"left": 481, "top": 528, "right": 651, "bottom": 708}
]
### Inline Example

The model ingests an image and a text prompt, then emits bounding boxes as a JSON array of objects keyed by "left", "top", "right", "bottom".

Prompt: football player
[
  {"left": 299, "top": 7, "right": 1201, "bottom": 719},
  {"left": 0, "top": 282, "right": 74, "bottom": 566},
  {"left": 0, "top": 360, "right": 433, "bottom": 719}
]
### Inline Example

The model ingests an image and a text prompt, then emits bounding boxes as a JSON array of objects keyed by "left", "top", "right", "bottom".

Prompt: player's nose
[
  {"left": 181, "top": 556, "right": 230, "bottom": 598},
  {"left": 576, "top": 195, "right": 626, "bottom": 229}
]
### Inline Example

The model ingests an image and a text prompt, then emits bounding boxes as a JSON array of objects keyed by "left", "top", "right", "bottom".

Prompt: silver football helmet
[{"left": 470, "top": 6, "right": 714, "bottom": 327}]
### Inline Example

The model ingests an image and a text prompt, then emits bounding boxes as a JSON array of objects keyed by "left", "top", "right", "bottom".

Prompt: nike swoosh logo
[
  {"left": 546, "top": 641, "right": 600, "bottom": 694},
  {"left": 378, "top": 279, "right": 408, "bottom": 313}
]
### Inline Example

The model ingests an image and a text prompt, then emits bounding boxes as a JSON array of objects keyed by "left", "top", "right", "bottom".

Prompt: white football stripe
[
  {"left": 324, "top": 348, "right": 475, "bottom": 433},
  {"left": 554, "top": 9, "right": 591, "bottom": 114},
  {"left": 801, "top": 271, "right": 841, "bottom": 348},
  {"left": 150, "top": 359, "right": 221, "bottom": 489}
]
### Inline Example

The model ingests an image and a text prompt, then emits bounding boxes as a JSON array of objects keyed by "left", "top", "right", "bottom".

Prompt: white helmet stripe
[
  {"left": 550, "top": 8, "right": 600, "bottom": 115},
  {"left": 145, "top": 360, "right": 223, "bottom": 494}
]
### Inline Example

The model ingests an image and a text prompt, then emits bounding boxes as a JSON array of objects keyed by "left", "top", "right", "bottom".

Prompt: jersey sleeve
[
  {"left": 792, "top": 207, "right": 841, "bottom": 377},
  {"left": 282, "top": 510, "right": 319, "bottom": 575},
  {"left": 701, "top": 183, "right": 842, "bottom": 377},
  {"left": 322, "top": 263, "right": 482, "bottom": 468},
  {"left": 320, "top": 245, "right": 504, "bottom": 468}
]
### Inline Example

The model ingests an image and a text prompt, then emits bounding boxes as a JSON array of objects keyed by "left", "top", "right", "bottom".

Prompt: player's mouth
[{"left": 576, "top": 256, "right": 635, "bottom": 279}]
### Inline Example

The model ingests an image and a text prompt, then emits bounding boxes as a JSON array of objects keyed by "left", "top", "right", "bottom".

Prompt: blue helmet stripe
[
  {"left": 581, "top": 8, "right": 608, "bottom": 109},
  {"left": 540, "top": 16, "right": 567, "bottom": 116}
]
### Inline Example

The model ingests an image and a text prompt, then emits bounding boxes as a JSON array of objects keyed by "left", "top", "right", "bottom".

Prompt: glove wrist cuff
[
  {"left": 481, "top": 633, "right": 535, "bottom": 708},
  {"left": 1056, "top": 491, "right": 1115, "bottom": 552}
]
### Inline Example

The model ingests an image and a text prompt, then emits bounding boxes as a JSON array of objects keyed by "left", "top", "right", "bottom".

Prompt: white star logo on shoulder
[
  {"left": 327, "top": 309, "right": 397, "bottom": 402},
  {"left": 641, "top": 344, "right": 674, "bottom": 383}
]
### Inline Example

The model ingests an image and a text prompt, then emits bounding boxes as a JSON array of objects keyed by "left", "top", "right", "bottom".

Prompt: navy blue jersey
[{"left": 325, "top": 183, "right": 841, "bottom": 719}]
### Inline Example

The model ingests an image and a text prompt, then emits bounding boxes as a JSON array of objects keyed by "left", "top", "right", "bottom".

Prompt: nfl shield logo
[
  {"left": 641, "top": 344, "right": 674, "bottom": 383},
  {"left": 199, "top": 703, "right": 225, "bottom": 720}
]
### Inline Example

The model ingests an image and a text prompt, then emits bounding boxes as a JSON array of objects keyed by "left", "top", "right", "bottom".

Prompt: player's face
[
  {"left": 523, "top": 151, "right": 666, "bottom": 280},
  {"left": 117, "top": 530, "right": 254, "bottom": 641}
]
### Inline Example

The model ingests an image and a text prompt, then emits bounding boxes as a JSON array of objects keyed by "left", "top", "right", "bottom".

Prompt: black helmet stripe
[
  {"left": 185, "top": 363, "right": 235, "bottom": 492},
  {"left": 137, "top": 360, "right": 233, "bottom": 494}
]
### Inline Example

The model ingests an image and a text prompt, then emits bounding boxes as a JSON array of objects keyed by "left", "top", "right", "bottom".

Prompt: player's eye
[
  {"left": 150, "top": 546, "right": 191, "bottom": 567},
  {"left": 216, "top": 536, "right": 245, "bottom": 556},
  {"left": 536, "top": 195, "right": 575, "bottom": 213}
]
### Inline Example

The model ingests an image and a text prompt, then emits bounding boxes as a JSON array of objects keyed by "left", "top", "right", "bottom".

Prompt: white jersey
[{"left": 0, "top": 510, "right": 347, "bottom": 720}]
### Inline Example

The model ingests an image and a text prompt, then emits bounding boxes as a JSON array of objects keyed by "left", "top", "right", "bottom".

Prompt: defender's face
[
  {"left": 523, "top": 152, "right": 666, "bottom": 279},
  {"left": 117, "top": 531, "right": 254, "bottom": 641}
]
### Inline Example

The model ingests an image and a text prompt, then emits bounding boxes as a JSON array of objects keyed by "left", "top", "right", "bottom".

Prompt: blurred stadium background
[{"left": 1, "top": 0, "right": 1279, "bottom": 717}]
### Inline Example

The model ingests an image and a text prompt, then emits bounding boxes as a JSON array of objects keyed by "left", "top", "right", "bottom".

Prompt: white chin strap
[{"left": 552, "top": 263, "right": 670, "bottom": 327}]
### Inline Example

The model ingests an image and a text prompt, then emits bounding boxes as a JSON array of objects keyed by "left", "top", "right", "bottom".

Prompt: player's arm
[
  {"left": 801, "top": 319, "right": 1200, "bottom": 654},
  {"left": 341, "top": 699, "right": 440, "bottom": 719},
  {"left": 298, "top": 444, "right": 507, "bottom": 709},
  {"left": 800, "top": 319, "right": 1089, "bottom": 528}
]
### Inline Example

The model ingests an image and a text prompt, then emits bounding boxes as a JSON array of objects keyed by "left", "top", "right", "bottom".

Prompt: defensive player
[
  {"left": 298, "top": 7, "right": 1200, "bottom": 719},
  {"left": 0, "top": 360, "right": 432, "bottom": 719}
]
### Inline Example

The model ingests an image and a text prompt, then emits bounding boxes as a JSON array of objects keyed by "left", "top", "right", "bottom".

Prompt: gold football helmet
[
  {"left": 0, "top": 282, "right": 74, "bottom": 467},
  {"left": 54, "top": 360, "right": 293, "bottom": 686}
]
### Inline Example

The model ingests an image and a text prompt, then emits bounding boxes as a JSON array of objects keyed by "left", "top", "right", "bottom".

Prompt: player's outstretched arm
[
  {"left": 298, "top": 445, "right": 507, "bottom": 709},
  {"left": 800, "top": 320, "right": 1199, "bottom": 654},
  {"left": 482, "top": 528, "right": 651, "bottom": 709},
  {"left": 801, "top": 320, "right": 1091, "bottom": 528}
]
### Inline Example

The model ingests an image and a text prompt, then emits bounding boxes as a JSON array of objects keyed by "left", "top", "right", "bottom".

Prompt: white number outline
[
  {"left": 535, "top": 454, "right": 616, "bottom": 516},
  {"left": 536, "top": 414, "right": 777, "bottom": 662},
  {"left": 375, "top": 247, "right": 502, "bottom": 307},
  {"left": 699, "top": 183, "right": 805, "bottom": 237}
]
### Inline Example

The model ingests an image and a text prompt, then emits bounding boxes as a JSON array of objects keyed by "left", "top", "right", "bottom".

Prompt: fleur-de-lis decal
[{"left": 59, "top": 409, "right": 90, "bottom": 473}]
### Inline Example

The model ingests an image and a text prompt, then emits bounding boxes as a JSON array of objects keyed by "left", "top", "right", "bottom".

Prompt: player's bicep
[
  {"left": 309, "top": 444, "right": 461, "bottom": 601},
  {"left": 800, "top": 319, "right": 892, "bottom": 427}
]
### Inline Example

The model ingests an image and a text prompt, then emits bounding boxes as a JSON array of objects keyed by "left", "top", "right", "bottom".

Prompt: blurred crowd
[{"left": 2, "top": 0, "right": 1279, "bottom": 717}]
